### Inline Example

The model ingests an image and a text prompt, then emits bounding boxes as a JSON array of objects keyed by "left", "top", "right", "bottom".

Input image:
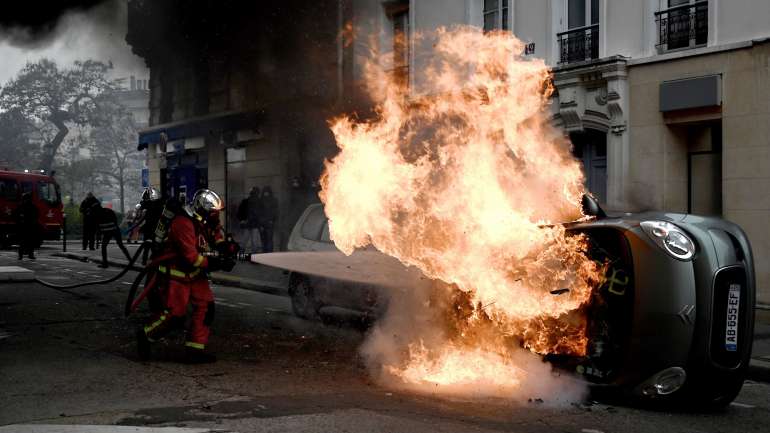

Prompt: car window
[
  {"left": 21, "top": 181, "right": 33, "bottom": 195},
  {"left": 0, "top": 179, "right": 19, "bottom": 201},
  {"left": 300, "top": 206, "right": 327, "bottom": 241},
  {"left": 38, "top": 181, "right": 61, "bottom": 205},
  {"left": 320, "top": 221, "right": 332, "bottom": 243}
]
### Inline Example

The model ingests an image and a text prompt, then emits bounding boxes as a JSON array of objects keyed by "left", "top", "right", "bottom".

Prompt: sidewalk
[
  {"left": 45, "top": 240, "right": 288, "bottom": 296},
  {"left": 750, "top": 309, "right": 770, "bottom": 381},
  {"left": 42, "top": 240, "right": 770, "bottom": 382}
]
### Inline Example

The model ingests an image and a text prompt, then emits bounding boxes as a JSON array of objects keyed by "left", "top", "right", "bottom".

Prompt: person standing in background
[
  {"left": 95, "top": 203, "right": 132, "bottom": 268},
  {"left": 259, "top": 186, "right": 278, "bottom": 253},
  {"left": 13, "top": 192, "right": 39, "bottom": 260},
  {"left": 79, "top": 192, "right": 99, "bottom": 250},
  {"left": 238, "top": 187, "right": 262, "bottom": 253}
]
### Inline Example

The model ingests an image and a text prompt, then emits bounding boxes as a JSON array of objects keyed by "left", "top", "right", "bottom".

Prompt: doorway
[
  {"left": 225, "top": 146, "right": 247, "bottom": 237},
  {"left": 687, "top": 123, "right": 722, "bottom": 215},
  {"left": 570, "top": 129, "right": 608, "bottom": 203}
]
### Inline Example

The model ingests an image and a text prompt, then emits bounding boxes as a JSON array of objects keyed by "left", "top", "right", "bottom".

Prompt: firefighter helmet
[
  {"left": 190, "top": 189, "right": 224, "bottom": 222},
  {"left": 141, "top": 187, "right": 161, "bottom": 203}
]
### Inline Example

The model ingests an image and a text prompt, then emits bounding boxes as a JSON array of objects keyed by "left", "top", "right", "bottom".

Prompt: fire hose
[
  {"left": 34, "top": 242, "right": 151, "bottom": 291},
  {"left": 33, "top": 237, "right": 241, "bottom": 316}
]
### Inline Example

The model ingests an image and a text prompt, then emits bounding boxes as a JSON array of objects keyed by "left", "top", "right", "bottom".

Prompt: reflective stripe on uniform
[
  {"left": 157, "top": 265, "right": 201, "bottom": 279},
  {"left": 193, "top": 255, "right": 205, "bottom": 268},
  {"left": 144, "top": 311, "right": 169, "bottom": 336},
  {"left": 185, "top": 341, "right": 205, "bottom": 350}
]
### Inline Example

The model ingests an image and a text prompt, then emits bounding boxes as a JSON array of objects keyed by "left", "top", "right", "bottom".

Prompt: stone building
[
  {"left": 126, "top": 0, "right": 770, "bottom": 303},
  {"left": 115, "top": 75, "right": 151, "bottom": 129},
  {"left": 126, "top": 0, "right": 351, "bottom": 249},
  {"left": 349, "top": 0, "right": 770, "bottom": 304}
]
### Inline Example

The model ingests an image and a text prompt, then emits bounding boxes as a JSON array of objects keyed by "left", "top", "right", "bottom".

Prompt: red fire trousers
[{"left": 144, "top": 277, "right": 215, "bottom": 350}]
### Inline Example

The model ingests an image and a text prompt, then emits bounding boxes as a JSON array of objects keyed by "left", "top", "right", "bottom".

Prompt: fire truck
[{"left": 0, "top": 170, "right": 63, "bottom": 247}]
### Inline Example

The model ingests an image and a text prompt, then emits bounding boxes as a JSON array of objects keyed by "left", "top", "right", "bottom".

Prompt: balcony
[
  {"left": 557, "top": 24, "right": 599, "bottom": 64},
  {"left": 655, "top": 1, "right": 708, "bottom": 52}
]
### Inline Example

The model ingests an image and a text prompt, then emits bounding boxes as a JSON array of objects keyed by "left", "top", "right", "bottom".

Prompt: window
[
  {"left": 391, "top": 6, "right": 410, "bottom": 88},
  {"left": 0, "top": 179, "right": 18, "bottom": 200},
  {"left": 301, "top": 206, "right": 328, "bottom": 241},
  {"left": 37, "top": 181, "right": 61, "bottom": 205},
  {"left": 483, "top": 0, "right": 510, "bottom": 32},
  {"left": 656, "top": 0, "right": 707, "bottom": 51},
  {"left": 568, "top": 0, "right": 599, "bottom": 29},
  {"left": 557, "top": 0, "right": 600, "bottom": 63},
  {"left": 320, "top": 221, "right": 332, "bottom": 243},
  {"left": 21, "top": 181, "right": 32, "bottom": 195}
]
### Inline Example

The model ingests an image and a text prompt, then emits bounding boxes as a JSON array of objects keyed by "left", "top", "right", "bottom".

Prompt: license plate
[{"left": 725, "top": 283, "right": 741, "bottom": 352}]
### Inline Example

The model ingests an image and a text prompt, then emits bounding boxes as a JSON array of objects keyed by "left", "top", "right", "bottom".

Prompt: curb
[{"left": 51, "top": 252, "right": 287, "bottom": 297}]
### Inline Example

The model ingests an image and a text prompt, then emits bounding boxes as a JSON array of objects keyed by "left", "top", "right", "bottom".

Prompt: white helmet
[
  {"left": 190, "top": 189, "right": 224, "bottom": 222},
  {"left": 141, "top": 187, "right": 161, "bottom": 203}
]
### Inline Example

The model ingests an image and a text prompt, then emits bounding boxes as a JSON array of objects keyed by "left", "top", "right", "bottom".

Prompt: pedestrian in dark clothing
[
  {"left": 138, "top": 187, "right": 163, "bottom": 264},
  {"left": 95, "top": 205, "right": 131, "bottom": 268},
  {"left": 237, "top": 187, "right": 263, "bottom": 252},
  {"left": 13, "top": 192, "right": 39, "bottom": 260},
  {"left": 259, "top": 186, "right": 278, "bottom": 253},
  {"left": 79, "top": 192, "right": 100, "bottom": 250}
]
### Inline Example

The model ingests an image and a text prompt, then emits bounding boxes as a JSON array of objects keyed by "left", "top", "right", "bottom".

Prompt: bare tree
[
  {"left": 0, "top": 108, "right": 35, "bottom": 169},
  {"left": 0, "top": 59, "right": 117, "bottom": 172},
  {"left": 90, "top": 93, "right": 143, "bottom": 214}
]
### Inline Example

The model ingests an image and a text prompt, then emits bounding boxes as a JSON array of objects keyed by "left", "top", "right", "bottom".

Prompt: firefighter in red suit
[{"left": 136, "top": 189, "right": 231, "bottom": 364}]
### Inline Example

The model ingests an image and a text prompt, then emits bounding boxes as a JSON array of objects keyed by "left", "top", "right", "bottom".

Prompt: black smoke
[{"left": 0, "top": 0, "right": 109, "bottom": 47}]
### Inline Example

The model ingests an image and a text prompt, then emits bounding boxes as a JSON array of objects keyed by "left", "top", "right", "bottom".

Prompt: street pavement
[{"left": 1, "top": 242, "right": 770, "bottom": 432}]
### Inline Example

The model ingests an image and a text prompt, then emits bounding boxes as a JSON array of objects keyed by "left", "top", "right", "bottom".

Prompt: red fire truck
[{"left": 0, "top": 170, "right": 63, "bottom": 247}]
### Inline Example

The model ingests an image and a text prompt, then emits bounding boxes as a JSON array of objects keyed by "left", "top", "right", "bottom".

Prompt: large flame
[{"left": 320, "top": 27, "right": 603, "bottom": 394}]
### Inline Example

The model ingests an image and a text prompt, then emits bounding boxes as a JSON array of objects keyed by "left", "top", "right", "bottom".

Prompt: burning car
[{"left": 261, "top": 197, "right": 755, "bottom": 408}]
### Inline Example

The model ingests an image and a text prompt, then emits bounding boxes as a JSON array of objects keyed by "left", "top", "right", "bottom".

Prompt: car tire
[
  {"left": 672, "top": 369, "right": 746, "bottom": 411},
  {"left": 691, "top": 375, "right": 745, "bottom": 410},
  {"left": 288, "top": 273, "right": 320, "bottom": 320}
]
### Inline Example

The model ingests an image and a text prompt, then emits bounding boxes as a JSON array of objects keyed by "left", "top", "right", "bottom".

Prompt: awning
[{"left": 137, "top": 110, "right": 265, "bottom": 151}]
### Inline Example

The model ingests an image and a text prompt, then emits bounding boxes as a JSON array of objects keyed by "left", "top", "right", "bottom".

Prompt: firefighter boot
[
  {"left": 136, "top": 327, "right": 151, "bottom": 361},
  {"left": 184, "top": 347, "right": 217, "bottom": 364}
]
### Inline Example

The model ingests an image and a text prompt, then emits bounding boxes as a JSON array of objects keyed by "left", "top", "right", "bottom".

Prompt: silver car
[{"left": 283, "top": 199, "right": 756, "bottom": 408}]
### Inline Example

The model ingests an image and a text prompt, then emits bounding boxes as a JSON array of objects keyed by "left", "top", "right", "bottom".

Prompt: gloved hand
[{"left": 207, "top": 255, "right": 223, "bottom": 273}]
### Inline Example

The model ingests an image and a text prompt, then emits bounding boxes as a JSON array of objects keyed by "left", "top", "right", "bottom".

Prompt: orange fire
[{"left": 321, "top": 27, "right": 603, "bottom": 394}]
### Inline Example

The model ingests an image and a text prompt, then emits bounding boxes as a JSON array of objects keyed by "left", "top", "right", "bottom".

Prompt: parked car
[
  {"left": 285, "top": 204, "right": 397, "bottom": 322},
  {"left": 278, "top": 198, "right": 755, "bottom": 408}
]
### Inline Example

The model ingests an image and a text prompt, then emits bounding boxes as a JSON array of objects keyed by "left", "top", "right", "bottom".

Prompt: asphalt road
[{"left": 1, "top": 246, "right": 770, "bottom": 433}]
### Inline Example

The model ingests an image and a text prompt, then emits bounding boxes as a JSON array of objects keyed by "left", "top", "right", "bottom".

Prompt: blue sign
[{"left": 141, "top": 168, "right": 149, "bottom": 187}]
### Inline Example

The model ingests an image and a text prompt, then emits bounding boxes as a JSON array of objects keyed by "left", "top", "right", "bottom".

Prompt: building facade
[
  {"left": 127, "top": 0, "right": 770, "bottom": 302},
  {"left": 126, "top": 0, "right": 348, "bottom": 249},
  {"left": 349, "top": 0, "right": 770, "bottom": 304}
]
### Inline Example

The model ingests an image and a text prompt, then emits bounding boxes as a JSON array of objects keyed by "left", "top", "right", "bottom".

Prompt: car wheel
[
  {"left": 288, "top": 273, "right": 320, "bottom": 320},
  {"left": 671, "top": 369, "right": 746, "bottom": 411}
]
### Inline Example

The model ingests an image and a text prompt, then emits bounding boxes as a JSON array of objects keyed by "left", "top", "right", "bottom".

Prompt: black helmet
[
  {"left": 190, "top": 189, "right": 224, "bottom": 223},
  {"left": 141, "top": 187, "right": 161, "bottom": 203}
]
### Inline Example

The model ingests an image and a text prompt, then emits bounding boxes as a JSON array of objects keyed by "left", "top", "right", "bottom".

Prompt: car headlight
[{"left": 640, "top": 220, "right": 695, "bottom": 260}]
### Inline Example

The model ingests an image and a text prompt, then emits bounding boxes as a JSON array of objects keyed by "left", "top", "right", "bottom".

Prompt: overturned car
[{"left": 255, "top": 199, "right": 755, "bottom": 408}]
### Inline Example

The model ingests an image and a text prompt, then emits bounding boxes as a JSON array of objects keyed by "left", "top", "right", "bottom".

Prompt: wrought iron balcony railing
[
  {"left": 655, "top": 1, "right": 708, "bottom": 51},
  {"left": 557, "top": 24, "right": 599, "bottom": 64}
]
